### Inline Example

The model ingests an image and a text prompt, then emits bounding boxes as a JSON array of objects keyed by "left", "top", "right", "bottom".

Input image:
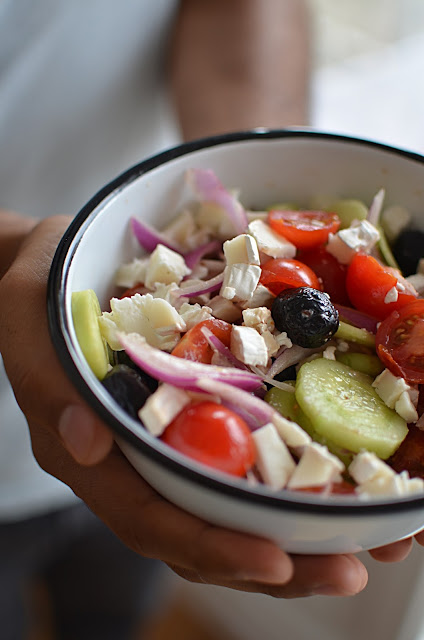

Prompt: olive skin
[
  {"left": 271, "top": 287, "right": 339, "bottom": 349},
  {"left": 393, "top": 228, "right": 424, "bottom": 276},
  {"left": 102, "top": 364, "right": 152, "bottom": 419}
]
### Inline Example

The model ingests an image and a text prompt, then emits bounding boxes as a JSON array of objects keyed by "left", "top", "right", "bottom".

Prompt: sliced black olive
[
  {"left": 102, "top": 364, "right": 152, "bottom": 419},
  {"left": 271, "top": 287, "right": 339, "bottom": 349},
  {"left": 112, "top": 350, "right": 158, "bottom": 392},
  {"left": 393, "top": 228, "right": 424, "bottom": 276}
]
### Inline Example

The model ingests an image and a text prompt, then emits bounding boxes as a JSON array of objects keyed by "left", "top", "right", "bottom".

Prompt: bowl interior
[{"left": 52, "top": 130, "right": 424, "bottom": 508}]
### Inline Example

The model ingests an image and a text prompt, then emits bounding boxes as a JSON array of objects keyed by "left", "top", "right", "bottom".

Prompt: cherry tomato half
[
  {"left": 259, "top": 258, "right": 321, "bottom": 296},
  {"left": 299, "top": 246, "right": 349, "bottom": 305},
  {"left": 267, "top": 209, "right": 340, "bottom": 250},
  {"left": 346, "top": 253, "right": 417, "bottom": 320},
  {"left": 171, "top": 318, "right": 232, "bottom": 364},
  {"left": 376, "top": 299, "right": 424, "bottom": 383},
  {"left": 161, "top": 401, "right": 256, "bottom": 477}
]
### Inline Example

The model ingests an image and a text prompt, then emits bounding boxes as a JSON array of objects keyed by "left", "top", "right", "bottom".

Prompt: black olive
[
  {"left": 271, "top": 287, "right": 339, "bottom": 348},
  {"left": 112, "top": 350, "right": 158, "bottom": 392},
  {"left": 273, "top": 365, "right": 297, "bottom": 382},
  {"left": 393, "top": 228, "right": 424, "bottom": 276},
  {"left": 102, "top": 364, "right": 152, "bottom": 419}
]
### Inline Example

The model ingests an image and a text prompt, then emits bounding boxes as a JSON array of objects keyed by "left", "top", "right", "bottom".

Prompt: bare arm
[{"left": 170, "top": 0, "right": 310, "bottom": 141}]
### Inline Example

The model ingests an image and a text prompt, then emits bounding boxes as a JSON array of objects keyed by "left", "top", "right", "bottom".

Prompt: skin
[{"left": 0, "top": 0, "right": 420, "bottom": 599}]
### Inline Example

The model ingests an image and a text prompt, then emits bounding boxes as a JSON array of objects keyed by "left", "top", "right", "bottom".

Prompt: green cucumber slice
[
  {"left": 265, "top": 385, "right": 354, "bottom": 465},
  {"left": 336, "top": 352, "right": 384, "bottom": 377},
  {"left": 295, "top": 358, "right": 408, "bottom": 459},
  {"left": 71, "top": 289, "right": 109, "bottom": 380},
  {"left": 328, "top": 199, "right": 368, "bottom": 228},
  {"left": 335, "top": 320, "right": 376, "bottom": 349}
]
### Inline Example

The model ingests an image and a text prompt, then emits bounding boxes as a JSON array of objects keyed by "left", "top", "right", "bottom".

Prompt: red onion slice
[
  {"left": 267, "top": 345, "right": 322, "bottom": 379},
  {"left": 130, "top": 217, "right": 181, "bottom": 254},
  {"left": 176, "top": 272, "right": 224, "bottom": 298},
  {"left": 367, "top": 188, "right": 385, "bottom": 227},
  {"left": 184, "top": 240, "right": 222, "bottom": 270},
  {"left": 186, "top": 168, "right": 248, "bottom": 235},
  {"left": 334, "top": 304, "right": 378, "bottom": 333},
  {"left": 117, "top": 332, "right": 261, "bottom": 392},
  {"left": 200, "top": 326, "right": 250, "bottom": 370}
]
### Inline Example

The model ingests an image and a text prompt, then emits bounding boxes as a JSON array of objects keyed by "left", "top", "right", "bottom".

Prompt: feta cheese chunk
[
  {"left": 223, "top": 233, "right": 260, "bottom": 266},
  {"left": 99, "top": 293, "right": 185, "bottom": 351},
  {"left": 231, "top": 325, "right": 269, "bottom": 367},
  {"left": 372, "top": 368, "right": 412, "bottom": 409},
  {"left": 139, "top": 384, "right": 191, "bottom": 436},
  {"left": 114, "top": 257, "right": 149, "bottom": 288},
  {"left": 252, "top": 423, "right": 296, "bottom": 490},
  {"left": 220, "top": 263, "right": 261, "bottom": 302},
  {"left": 207, "top": 295, "right": 242, "bottom": 323},
  {"left": 240, "top": 283, "right": 275, "bottom": 309},
  {"left": 272, "top": 413, "right": 311, "bottom": 448},
  {"left": 178, "top": 302, "right": 213, "bottom": 330},
  {"left": 384, "top": 286, "right": 398, "bottom": 304},
  {"left": 326, "top": 220, "right": 380, "bottom": 264},
  {"left": 356, "top": 470, "right": 424, "bottom": 499},
  {"left": 349, "top": 451, "right": 395, "bottom": 485},
  {"left": 242, "top": 307, "right": 274, "bottom": 333},
  {"left": 287, "top": 443, "right": 345, "bottom": 489},
  {"left": 144, "top": 244, "right": 191, "bottom": 289},
  {"left": 395, "top": 391, "right": 419, "bottom": 423},
  {"left": 247, "top": 219, "right": 296, "bottom": 259}
]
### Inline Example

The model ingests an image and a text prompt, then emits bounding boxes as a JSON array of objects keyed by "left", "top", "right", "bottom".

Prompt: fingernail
[{"left": 59, "top": 405, "right": 95, "bottom": 462}]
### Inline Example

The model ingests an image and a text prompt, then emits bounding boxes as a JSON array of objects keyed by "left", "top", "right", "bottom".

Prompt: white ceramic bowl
[{"left": 48, "top": 129, "right": 424, "bottom": 554}]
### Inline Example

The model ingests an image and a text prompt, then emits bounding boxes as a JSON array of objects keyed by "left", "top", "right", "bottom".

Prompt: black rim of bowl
[{"left": 47, "top": 127, "right": 424, "bottom": 516}]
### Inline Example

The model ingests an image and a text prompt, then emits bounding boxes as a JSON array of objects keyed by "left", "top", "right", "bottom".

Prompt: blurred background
[{"left": 30, "top": 1, "right": 424, "bottom": 638}]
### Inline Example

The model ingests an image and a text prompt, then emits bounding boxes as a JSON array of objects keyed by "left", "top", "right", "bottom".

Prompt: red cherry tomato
[
  {"left": 299, "top": 246, "right": 349, "bottom": 305},
  {"left": 376, "top": 299, "right": 424, "bottom": 383},
  {"left": 346, "top": 253, "right": 417, "bottom": 320},
  {"left": 267, "top": 209, "right": 340, "bottom": 250},
  {"left": 161, "top": 401, "right": 256, "bottom": 477},
  {"left": 259, "top": 258, "right": 321, "bottom": 296},
  {"left": 171, "top": 318, "right": 232, "bottom": 363}
]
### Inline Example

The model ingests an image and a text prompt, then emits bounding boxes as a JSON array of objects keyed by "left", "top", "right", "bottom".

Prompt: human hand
[{"left": 0, "top": 215, "right": 369, "bottom": 598}]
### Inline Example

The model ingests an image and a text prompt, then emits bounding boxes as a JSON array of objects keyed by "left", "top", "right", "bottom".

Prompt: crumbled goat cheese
[
  {"left": 144, "top": 244, "right": 191, "bottom": 289},
  {"left": 114, "top": 257, "right": 149, "bottom": 288},
  {"left": 372, "top": 368, "right": 418, "bottom": 422},
  {"left": 223, "top": 233, "right": 260, "bottom": 266},
  {"left": 221, "top": 264, "right": 261, "bottom": 302},
  {"left": 178, "top": 302, "right": 213, "bottom": 330}
]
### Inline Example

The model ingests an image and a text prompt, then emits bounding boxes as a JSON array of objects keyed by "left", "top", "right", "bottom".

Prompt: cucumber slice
[
  {"left": 295, "top": 358, "right": 408, "bottom": 459},
  {"left": 335, "top": 320, "right": 376, "bottom": 349},
  {"left": 265, "top": 386, "right": 354, "bottom": 466},
  {"left": 71, "top": 289, "right": 109, "bottom": 380},
  {"left": 328, "top": 199, "right": 368, "bottom": 228},
  {"left": 336, "top": 352, "right": 384, "bottom": 377}
]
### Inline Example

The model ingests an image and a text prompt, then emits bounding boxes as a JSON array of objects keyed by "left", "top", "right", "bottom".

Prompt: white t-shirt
[{"left": 0, "top": 0, "right": 181, "bottom": 520}]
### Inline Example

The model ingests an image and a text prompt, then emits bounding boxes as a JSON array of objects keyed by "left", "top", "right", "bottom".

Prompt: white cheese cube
[
  {"left": 395, "top": 391, "right": 419, "bottom": 423},
  {"left": 207, "top": 295, "right": 243, "bottom": 323},
  {"left": 323, "top": 345, "right": 337, "bottom": 360},
  {"left": 272, "top": 413, "right": 311, "bottom": 448},
  {"left": 242, "top": 307, "right": 274, "bottom": 332},
  {"left": 372, "top": 368, "right": 411, "bottom": 409},
  {"left": 384, "top": 286, "right": 398, "bottom": 304},
  {"left": 115, "top": 257, "right": 149, "bottom": 288},
  {"left": 178, "top": 302, "right": 213, "bottom": 330},
  {"left": 287, "top": 443, "right": 345, "bottom": 489},
  {"left": 223, "top": 233, "right": 260, "bottom": 266},
  {"left": 261, "top": 330, "right": 280, "bottom": 358},
  {"left": 139, "top": 384, "right": 191, "bottom": 436},
  {"left": 252, "top": 423, "right": 296, "bottom": 490},
  {"left": 326, "top": 220, "right": 380, "bottom": 265},
  {"left": 99, "top": 293, "right": 185, "bottom": 351},
  {"left": 349, "top": 451, "right": 395, "bottom": 485},
  {"left": 220, "top": 264, "right": 261, "bottom": 302},
  {"left": 247, "top": 219, "right": 296, "bottom": 259},
  {"left": 144, "top": 244, "right": 191, "bottom": 289},
  {"left": 231, "top": 325, "right": 269, "bottom": 367},
  {"left": 274, "top": 331, "right": 293, "bottom": 348},
  {"left": 240, "top": 283, "right": 275, "bottom": 309}
]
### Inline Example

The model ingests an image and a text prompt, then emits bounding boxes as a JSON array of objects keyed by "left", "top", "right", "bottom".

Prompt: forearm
[
  {"left": 170, "top": 0, "right": 310, "bottom": 141},
  {"left": 0, "top": 210, "right": 39, "bottom": 280}
]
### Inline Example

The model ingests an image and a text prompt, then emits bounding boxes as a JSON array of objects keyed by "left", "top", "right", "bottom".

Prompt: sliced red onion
[
  {"left": 200, "top": 326, "right": 250, "bottom": 370},
  {"left": 130, "top": 217, "right": 181, "bottom": 254},
  {"left": 186, "top": 168, "right": 248, "bottom": 235},
  {"left": 334, "top": 304, "right": 378, "bottom": 333},
  {"left": 118, "top": 332, "right": 261, "bottom": 392},
  {"left": 177, "top": 272, "right": 224, "bottom": 298},
  {"left": 267, "top": 345, "right": 322, "bottom": 379},
  {"left": 367, "top": 188, "right": 385, "bottom": 227},
  {"left": 184, "top": 240, "right": 221, "bottom": 270}
]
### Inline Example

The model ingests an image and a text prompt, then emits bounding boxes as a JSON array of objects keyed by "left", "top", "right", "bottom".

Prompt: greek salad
[{"left": 72, "top": 168, "right": 424, "bottom": 500}]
